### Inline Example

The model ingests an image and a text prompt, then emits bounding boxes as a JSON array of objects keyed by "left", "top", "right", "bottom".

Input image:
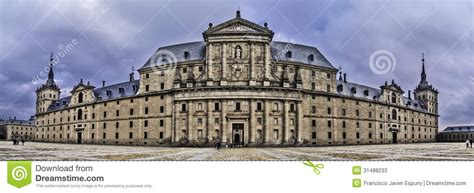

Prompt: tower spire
[
  {"left": 48, "top": 52, "right": 54, "bottom": 80},
  {"left": 420, "top": 53, "right": 427, "bottom": 84}
]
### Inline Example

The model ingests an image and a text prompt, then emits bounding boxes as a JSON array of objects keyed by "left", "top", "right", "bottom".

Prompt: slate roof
[
  {"left": 47, "top": 80, "right": 140, "bottom": 112},
  {"left": 336, "top": 80, "right": 427, "bottom": 112},
  {"left": 440, "top": 126, "right": 474, "bottom": 133},
  {"left": 139, "top": 41, "right": 336, "bottom": 70},
  {"left": 0, "top": 119, "right": 34, "bottom": 126}
]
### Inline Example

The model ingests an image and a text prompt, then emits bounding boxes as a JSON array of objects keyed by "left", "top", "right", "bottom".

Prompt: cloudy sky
[{"left": 0, "top": 0, "right": 472, "bottom": 129}]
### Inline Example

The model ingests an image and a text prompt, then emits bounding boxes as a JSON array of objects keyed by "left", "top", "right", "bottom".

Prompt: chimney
[
  {"left": 385, "top": 81, "right": 388, "bottom": 85},
  {"left": 408, "top": 90, "right": 411, "bottom": 99},
  {"left": 102, "top": 81, "right": 106, "bottom": 87},
  {"left": 343, "top": 73, "right": 347, "bottom": 83}
]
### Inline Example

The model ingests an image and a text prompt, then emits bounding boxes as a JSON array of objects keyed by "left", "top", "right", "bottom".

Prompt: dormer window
[
  {"left": 161, "top": 54, "right": 168, "bottom": 64},
  {"left": 118, "top": 88, "right": 125, "bottom": 95},
  {"left": 184, "top": 51, "right": 190, "bottom": 60},
  {"left": 337, "top": 85, "right": 343, "bottom": 92},
  {"left": 106, "top": 90, "right": 112, "bottom": 97},
  {"left": 234, "top": 45, "right": 242, "bottom": 58},
  {"left": 363, "top": 90, "right": 369, "bottom": 96},
  {"left": 132, "top": 85, "right": 138, "bottom": 92},
  {"left": 308, "top": 54, "right": 314, "bottom": 62},
  {"left": 286, "top": 51, "right": 292, "bottom": 58},
  {"left": 351, "top": 87, "right": 357, "bottom": 94}
]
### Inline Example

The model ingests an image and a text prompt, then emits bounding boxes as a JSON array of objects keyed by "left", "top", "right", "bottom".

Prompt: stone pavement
[{"left": 0, "top": 141, "right": 473, "bottom": 161}]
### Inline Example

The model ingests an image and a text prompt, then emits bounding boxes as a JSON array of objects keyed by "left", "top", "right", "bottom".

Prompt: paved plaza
[{"left": 0, "top": 141, "right": 473, "bottom": 161}]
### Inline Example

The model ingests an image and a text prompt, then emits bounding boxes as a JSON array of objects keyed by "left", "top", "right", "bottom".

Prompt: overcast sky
[{"left": 0, "top": 0, "right": 472, "bottom": 130}]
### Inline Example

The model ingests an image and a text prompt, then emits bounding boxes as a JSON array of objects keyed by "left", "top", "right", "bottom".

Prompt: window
[
  {"left": 290, "top": 104, "right": 295, "bottom": 112},
  {"left": 116, "top": 110, "right": 120, "bottom": 117},
  {"left": 337, "top": 85, "right": 343, "bottom": 92},
  {"left": 77, "top": 109, "right": 83, "bottom": 120},
  {"left": 184, "top": 51, "right": 190, "bottom": 59},
  {"left": 285, "top": 51, "right": 292, "bottom": 58},
  {"left": 312, "top": 120, "right": 316, "bottom": 127},
  {"left": 145, "top": 74, "right": 149, "bottom": 79},
  {"left": 119, "top": 88, "right": 124, "bottom": 94},
  {"left": 129, "top": 132, "right": 133, "bottom": 139},
  {"left": 144, "top": 120, "right": 148, "bottom": 127},
  {"left": 145, "top": 85, "right": 149, "bottom": 92},
  {"left": 328, "top": 120, "right": 332, "bottom": 127},
  {"left": 327, "top": 85, "right": 331, "bottom": 92},
  {"left": 144, "top": 132, "right": 148, "bottom": 139},
  {"left": 160, "top": 106, "right": 164, "bottom": 113},
  {"left": 235, "top": 102, "right": 241, "bottom": 111},
  {"left": 78, "top": 92, "right": 83, "bottom": 103},
  {"left": 129, "top": 121, "right": 133, "bottom": 128},
  {"left": 116, "top": 122, "right": 119, "bottom": 128},
  {"left": 308, "top": 54, "right": 314, "bottom": 62},
  {"left": 343, "top": 132, "right": 346, "bottom": 139},
  {"left": 392, "top": 109, "right": 397, "bottom": 120},
  {"left": 342, "top": 121, "right": 346, "bottom": 128},
  {"left": 328, "top": 132, "right": 332, "bottom": 139},
  {"left": 145, "top": 107, "right": 149, "bottom": 114},
  {"left": 327, "top": 107, "right": 331, "bottom": 115},
  {"left": 181, "top": 104, "right": 187, "bottom": 112},
  {"left": 391, "top": 92, "right": 397, "bottom": 103},
  {"left": 215, "top": 102, "right": 220, "bottom": 111},
  {"left": 312, "top": 106, "right": 316, "bottom": 114},
  {"left": 312, "top": 83, "right": 316, "bottom": 90},
  {"left": 364, "top": 90, "right": 369, "bottom": 96},
  {"left": 273, "top": 103, "right": 279, "bottom": 111},
  {"left": 130, "top": 108, "right": 134, "bottom": 115},
  {"left": 342, "top": 109, "right": 346, "bottom": 116},
  {"left": 256, "top": 102, "right": 262, "bottom": 111},
  {"left": 160, "top": 83, "right": 165, "bottom": 90},
  {"left": 160, "top": 119, "right": 164, "bottom": 127}
]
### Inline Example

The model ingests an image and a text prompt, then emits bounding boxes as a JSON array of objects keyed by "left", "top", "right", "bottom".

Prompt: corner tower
[
  {"left": 414, "top": 53, "right": 438, "bottom": 114},
  {"left": 36, "top": 53, "right": 60, "bottom": 114}
]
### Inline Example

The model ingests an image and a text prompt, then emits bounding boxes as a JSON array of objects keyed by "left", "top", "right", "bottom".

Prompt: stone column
[
  {"left": 249, "top": 99, "right": 255, "bottom": 144},
  {"left": 221, "top": 43, "right": 227, "bottom": 85},
  {"left": 283, "top": 101, "right": 289, "bottom": 144},
  {"left": 221, "top": 100, "right": 227, "bottom": 143},
  {"left": 263, "top": 43, "right": 270, "bottom": 86},
  {"left": 249, "top": 42, "right": 255, "bottom": 86},
  {"left": 296, "top": 101, "right": 303, "bottom": 144},
  {"left": 207, "top": 43, "right": 213, "bottom": 84},
  {"left": 187, "top": 101, "right": 193, "bottom": 140},
  {"left": 173, "top": 102, "right": 179, "bottom": 142},
  {"left": 207, "top": 100, "right": 212, "bottom": 141},
  {"left": 264, "top": 100, "right": 271, "bottom": 144}
]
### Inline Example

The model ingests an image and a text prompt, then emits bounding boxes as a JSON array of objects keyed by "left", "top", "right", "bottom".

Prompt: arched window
[
  {"left": 308, "top": 54, "right": 314, "bottom": 62},
  {"left": 234, "top": 45, "right": 242, "bottom": 58},
  {"left": 78, "top": 92, "right": 83, "bottom": 103},
  {"left": 78, "top": 109, "right": 83, "bottom": 120},
  {"left": 184, "top": 51, "right": 190, "bottom": 60},
  {"left": 286, "top": 51, "right": 292, "bottom": 58},
  {"left": 391, "top": 92, "right": 397, "bottom": 103},
  {"left": 392, "top": 109, "right": 397, "bottom": 120}
]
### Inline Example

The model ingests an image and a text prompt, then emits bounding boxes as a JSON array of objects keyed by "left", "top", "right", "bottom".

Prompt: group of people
[
  {"left": 466, "top": 139, "right": 473, "bottom": 148},
  {"left": 12, "top": 137, "right": 26, "bottom": 146}
]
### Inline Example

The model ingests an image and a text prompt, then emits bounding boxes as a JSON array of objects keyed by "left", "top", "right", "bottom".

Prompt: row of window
[
  {"left": 37, "top": 131, "right": 165, "bottom": 140},
  {"left": 312, "top": 132, "right": 433, "bottom": 140}
]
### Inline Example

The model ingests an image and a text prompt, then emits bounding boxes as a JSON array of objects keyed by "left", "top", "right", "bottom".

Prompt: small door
[
  {"left": 77, "top": 132, "right": 83, "bottom": 144},
  {"left": 234, "top": 133, "right": 241, "bottom": 145},
  {"left": 392, "top": 132, "right": 398, "bottom": 144}
]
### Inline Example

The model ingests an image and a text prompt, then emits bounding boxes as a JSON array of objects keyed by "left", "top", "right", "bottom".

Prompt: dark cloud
[{"left": 0, "top": 0, "right": 472, "bottom": 130}]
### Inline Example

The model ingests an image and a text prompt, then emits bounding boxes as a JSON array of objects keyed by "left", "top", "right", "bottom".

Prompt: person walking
[{"left": 467, "top": 139, "right": 470, "bottom": 148}]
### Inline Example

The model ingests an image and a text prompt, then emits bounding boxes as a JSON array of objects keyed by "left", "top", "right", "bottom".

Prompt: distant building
[
  {"left": 33, "top": 11, "right": 439, "bottom": 146},
  {"left": 0, "top": 117, "right": 35, "bottom": 141},
  {"left": 438, "top": 126, "right": 474, "bottom": 142}
]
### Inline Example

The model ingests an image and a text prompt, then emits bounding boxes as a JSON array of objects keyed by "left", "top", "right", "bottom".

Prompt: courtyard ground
[{"left": 0, "top": 141, "right": 473, "bottom": 161}]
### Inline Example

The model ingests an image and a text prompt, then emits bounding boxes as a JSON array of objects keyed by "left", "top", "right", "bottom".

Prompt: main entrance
[
  {"left": 392, "top": 132, "right": 398, "bottom": 144},
  {"left": 77, "top": 132, "right": 83, "bottom": 144},
  {"left": 232, "top": 123, "right": 244, "bottom": 145}
]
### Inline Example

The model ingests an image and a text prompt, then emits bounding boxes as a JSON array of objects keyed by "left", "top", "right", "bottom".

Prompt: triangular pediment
[
  {"left": 203, "top": 14, "right": 274, "bottom": 39},
  {"left": 71, "top": 82, "right": 95, "bottom": 93}
]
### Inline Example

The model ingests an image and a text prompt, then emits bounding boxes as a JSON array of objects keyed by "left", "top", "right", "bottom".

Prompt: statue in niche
[{"left": 235, "top": 45, "right": 242, "bottom": 59}]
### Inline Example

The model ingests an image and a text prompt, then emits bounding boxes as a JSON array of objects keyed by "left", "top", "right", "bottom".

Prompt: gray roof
[
  {"left": 336, "top": 80, "right": 427, "bottom": 112},
  {"left": 0, "top": 119, "right": 34, "bottom": 126},
  {"left": 139, "top": 41, "right": 336, "bottom": 70},
  {"left": 440, "top": 126, "right": 474, "bottom": 133},
  {"left": 47, "top": 80, "right": 140, "bottom": 112},
  {"left": 270, "top": 41, "right": 335, "bottom": 69}
]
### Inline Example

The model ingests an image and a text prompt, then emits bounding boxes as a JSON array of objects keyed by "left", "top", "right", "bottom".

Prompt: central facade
[{"left": 34, "top": 11, "right": 439, "bottom": 146}]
